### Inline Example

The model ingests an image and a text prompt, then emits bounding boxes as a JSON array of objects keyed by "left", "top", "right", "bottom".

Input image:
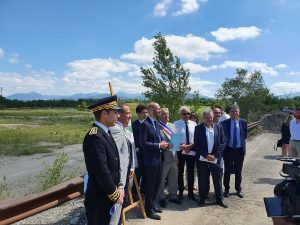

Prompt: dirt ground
[
  {"left": 6, "top": 132, "right": 284, "bottom": 225},
  {"left": 125, "top": 132, "right": 283, "bottom": 225}
]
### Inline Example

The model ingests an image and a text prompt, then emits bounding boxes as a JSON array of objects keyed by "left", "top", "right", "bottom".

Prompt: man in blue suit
[
  {"left": 194, "top": 109, "right": 227, "bottom": 208},
  {"left": 221, "top": 103, "right": 247, "bottom": 198},
  {"left": 131, "top": 104, "right": 148, "bottom": 193},
  {"left": 140, "top": 102, "right": 169, "bottom": 220}
]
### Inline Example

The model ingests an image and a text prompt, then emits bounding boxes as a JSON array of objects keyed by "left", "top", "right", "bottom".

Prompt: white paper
[{"left": 199, "top": 155, "right": 217, "bottom": 164}]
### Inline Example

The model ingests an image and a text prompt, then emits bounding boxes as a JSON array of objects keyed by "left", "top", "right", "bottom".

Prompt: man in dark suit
[
  {"left": 131, "top": 104, "right": 148, "bottom": 192},
  {"left": 221, "top": 103, "right": 247, "bottom": 198},
  {"left": 194, "top": 109, "right": 227, "bottom": 208},
  {"left": 82, "top": 95, "right": 124, "bottom": 225},
  {"left": 140, "top": 102, "right": 169, "bottom": 220}
]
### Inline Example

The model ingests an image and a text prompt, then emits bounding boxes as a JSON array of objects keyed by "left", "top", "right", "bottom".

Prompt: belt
[{"left": 291, "top": 140, "right": 300, "bottom": 142}]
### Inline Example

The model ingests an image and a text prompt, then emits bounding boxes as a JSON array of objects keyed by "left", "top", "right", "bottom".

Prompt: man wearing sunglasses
[{"left": 174, "top": 106, "right": 197, "bottom": 201}]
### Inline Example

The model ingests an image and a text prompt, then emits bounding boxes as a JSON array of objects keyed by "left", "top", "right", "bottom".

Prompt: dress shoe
[
  {"left": 152, "top": 204, "right": 163, "bottom": 213},
  {"left": 188, "top": 194, "right": 197, "bottom": 202},
  {"left": 223, "top": 190, "right": 229, "bottom": 198},
  {"left": 178, "top": 192, "right": 183, "bottom": 200},
  {"left": 236, "top": 190, "right": 244, "bottom": 198},
  {"left": 198, "top": 199, "right": 205, "bottom": 207},
  {"left": 169, "top": 197, "right": 182, "bottom": 205},
  {"left": 146, "top": 210, "right": 161, "bottom": 220},
  {"left": 159, "top": 199, "right": 167, "bottom": 208},
  {"left": 216, "top": 199, "right": 228, "bottom": 208}
]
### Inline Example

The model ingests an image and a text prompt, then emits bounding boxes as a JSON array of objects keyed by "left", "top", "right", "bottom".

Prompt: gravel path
[{"left": 12, "top": 132, "right": 283, "bottom": 225}]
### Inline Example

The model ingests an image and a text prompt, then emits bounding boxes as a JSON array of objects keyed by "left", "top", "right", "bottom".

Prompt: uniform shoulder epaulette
[{"left": 89, "top": 127, "right": 98, "bottom": 135}]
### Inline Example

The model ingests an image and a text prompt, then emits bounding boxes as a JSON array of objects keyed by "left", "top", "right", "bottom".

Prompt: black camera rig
[{"left": 264, "top": 157, "right": 300, "bottom": 222}]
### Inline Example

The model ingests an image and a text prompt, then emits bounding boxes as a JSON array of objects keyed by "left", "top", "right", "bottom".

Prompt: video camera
[{"left": 264, "top": 157, "right": 300, "bottom": 225}]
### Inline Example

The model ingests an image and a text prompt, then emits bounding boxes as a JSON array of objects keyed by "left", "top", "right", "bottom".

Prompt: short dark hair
[
  {"left": 212, "top": 105, "right": 223, "bottom": 111},
  {"left": 136, "top": 104, "right": 147, "bottom": 114}
]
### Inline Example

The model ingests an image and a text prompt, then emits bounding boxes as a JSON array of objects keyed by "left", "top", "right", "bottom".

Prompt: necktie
[
  {"left": 107, "top": 130, "right": 115, "bottom": 144},
  {"left": 185, "top": 121, "right": 190, "bottom": 145},
  {"left": 233, "top": 121, "right": 238, "bottom": 148}
]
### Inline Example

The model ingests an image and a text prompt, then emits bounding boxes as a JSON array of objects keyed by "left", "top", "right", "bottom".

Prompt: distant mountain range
[
  {"left": 6, "top": 91, "right": 144, "bottom": 101},
  {"left": 6, "top": 91, "right": 210, "bottom": 101}
]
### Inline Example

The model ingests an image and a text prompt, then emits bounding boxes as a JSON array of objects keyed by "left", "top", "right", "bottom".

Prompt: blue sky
[{"left": 0, "top": 0, "right": 300, "bottom": 97}]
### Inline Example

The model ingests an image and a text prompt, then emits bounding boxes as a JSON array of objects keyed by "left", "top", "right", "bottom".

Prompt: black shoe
[
  {"left": 216, "top": 199, "right": 228, "bottom": 208},
  {"left": 146, "top": 210, "right": 161, "bottom": 220},
  {"left": 223, "top": 190, "right": 229, "bottom": 198},
  {"left": 178, "top": 192, "right": 183, "bottom": 200},
  {"left": 236, "top": 190, "right": 244, "bottom": 198},
  {"left": 188, "top": 194, "right": 197, "bottom": 202},
  {"left": 159, "top": 199, "right": 167, "bottom": 208},
  {"left": 198, "top": 198, "right": 205, "bottom": 207},
  {"left": 169, "top": 197, "right": 182, "bottom": 205},
  {"left": 152, "top": 204, "right": 163, "bottom": 213}
]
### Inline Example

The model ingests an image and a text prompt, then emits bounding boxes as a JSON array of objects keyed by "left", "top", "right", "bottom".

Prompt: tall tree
[
  {"left": 216, "top": 69, "right": 272, "bottom": 121},
  {"left": 141, "top": 33, "right": 191, "bottom": 121},
  {"left": 216, "top": 69, "right": 270, "bottom": 102}
]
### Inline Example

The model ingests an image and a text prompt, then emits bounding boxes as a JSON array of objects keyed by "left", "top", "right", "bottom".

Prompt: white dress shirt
[
  {"left": 290, "top": 119, "right": 300, "bottom": 141},
  {"left": 174, "top": 119, "right": 197, "bottom": 156}
]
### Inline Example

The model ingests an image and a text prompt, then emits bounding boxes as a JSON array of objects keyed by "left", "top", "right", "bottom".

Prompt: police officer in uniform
[{"left": 83, "top": 95, "right": 124, "bottom": 225}]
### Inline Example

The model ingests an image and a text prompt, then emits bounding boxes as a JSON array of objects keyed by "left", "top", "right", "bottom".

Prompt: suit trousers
[
  {"left": 223, "top": 148, "right": 244, "bottom": 191},
  {"left": 158, "top": 159, "right": 178, "bottom": 199},
  {"left": 134, "top": 150, "right": 145, "bottom": 193},
  {"left": 197, "top": 160, "right": 223, "bottom": 201},
  {"left": 177, "top": 151, "right": 196, "bottom": 195},
  {"left": 144, "top": 161, "right": 163, "bottom": 212}
]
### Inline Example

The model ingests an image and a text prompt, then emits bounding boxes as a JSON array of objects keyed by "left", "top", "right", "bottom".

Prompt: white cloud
[
  {"left": 217, "top": 61, "right": 278, "bottom": 76},
  {"left": 8, "top": 53, "right": 19, "bottom": 64},
  {"left": 275, "top": 64, "right": 287, "bottom": 69},
  {"left": 211, "top": 26, "right": 262, "bottom": 42},
  {"left": 270, "top": 82, "right": 300, "bottom": 95},
  {"left": 63, "top": 58, "right": 139, "bottom": 82},
  {"left": 25, "top": 64, "right": 32, "bottom": 68},
  {"left": 122, "top": 34, "right": 226, "bottom": 63},
  {"left": 0, "top": 71, "right": 58, "bottom": 96},
  {"left": 183, "top": 62, "right": 210, "bottom": 73},
  {"left": 0, "top": 48, "right": 4, "bottom": 59},
  {"left": 189, "top": 76, "right": 219, "bottom": 97},
  {"left": 173, "top": 0, "right": 201, "bottom": 16},
  {"left": 287, "top": 71, "right": 300, "bottom": 76},
  {"left": 154, "top": 0, "right": 173, "bottom": 17}
]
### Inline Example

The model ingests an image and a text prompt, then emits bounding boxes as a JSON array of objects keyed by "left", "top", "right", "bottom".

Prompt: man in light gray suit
[
  {"left": 158, "top": 108, "right": 182, "bottom": 208},
  {"left": 110, "top": 102, "right": 137, "bottom": 225}
]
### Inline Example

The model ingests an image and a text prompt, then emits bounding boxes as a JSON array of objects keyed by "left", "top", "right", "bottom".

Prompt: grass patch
[
  {"left": 35, "top": 152, "right": 69, "bottom": 192},
  {"left": 0, "top": 108, "right": 93, "bottom": 156},
  {"left": 0, "top": 176, "right": 10, "bottom": 200}
]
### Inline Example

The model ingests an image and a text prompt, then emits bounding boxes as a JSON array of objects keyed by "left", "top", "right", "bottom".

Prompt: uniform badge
[{"left": 89, "top": 127, "right": 98, "bottom": 135}]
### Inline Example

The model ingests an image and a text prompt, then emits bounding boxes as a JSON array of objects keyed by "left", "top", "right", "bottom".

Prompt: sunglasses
[{"left": 182, "top": 112, "right": 190, "bottom": 116}]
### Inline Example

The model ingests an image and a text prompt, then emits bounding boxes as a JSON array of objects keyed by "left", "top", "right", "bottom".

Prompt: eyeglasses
[{"left": 182, "top": 113, "right": 190, "bottom": 116}]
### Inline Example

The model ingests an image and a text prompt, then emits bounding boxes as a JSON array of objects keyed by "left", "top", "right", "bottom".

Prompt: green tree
[
  {"left": 141, "top": 33, "right": 191, "bottom": 121},
  {"left": 216, "top": 69, "right": 273, "bottom": 121}
]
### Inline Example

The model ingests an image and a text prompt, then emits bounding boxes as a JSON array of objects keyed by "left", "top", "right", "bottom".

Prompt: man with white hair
[
  {"left": 157, "top": 108, "right": 181, "bottom": 208},
  {"left": 174, "top": 106, "right": 197, "bottom": 201},
  {"left": 194, "top": 109, "right": 227, "bottom": 208}
]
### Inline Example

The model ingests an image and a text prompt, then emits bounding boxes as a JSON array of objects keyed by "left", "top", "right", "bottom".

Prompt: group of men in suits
[{"left": 82, "top": 96, "right": 248, "bottom": 224}]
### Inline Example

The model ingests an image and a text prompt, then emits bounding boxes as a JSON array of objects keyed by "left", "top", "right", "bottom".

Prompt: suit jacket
[
  {"left": 159, "top": 122, "right": 176, "bottom": 164},
  {"left": 132, "top": 119, "right": 142, "bottom": 150},
  {"left": 140, "top": 116, "right": 162, "bottom": 166},
  {"left": 82, "top": 123, "right": 121, "bottom": 210},
  {"left": 221, "top": 118, "right": 248, "bottom": 155},
  {"left": 110, "top": 122, "right": 136, "bottom": 186},
  {"left": 194, "top": 123, "right": 226, "bottom": 168}
]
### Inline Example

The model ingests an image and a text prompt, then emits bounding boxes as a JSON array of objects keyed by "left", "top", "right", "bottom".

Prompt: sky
[{"left": 1, "top": 0, "right": 300, "bottom": 98}]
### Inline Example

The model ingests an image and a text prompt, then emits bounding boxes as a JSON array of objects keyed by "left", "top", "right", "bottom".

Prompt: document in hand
[
  {"left": 170, "top": 133, "right": 185, "bottom": 152},
  {"left": 199, "top": 155, "right": 217, "bottom": 164}
]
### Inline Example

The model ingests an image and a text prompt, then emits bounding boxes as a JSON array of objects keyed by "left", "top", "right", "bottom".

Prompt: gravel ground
[{"left": 12, "top": 132, "right": 283, "bottom": 225}]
